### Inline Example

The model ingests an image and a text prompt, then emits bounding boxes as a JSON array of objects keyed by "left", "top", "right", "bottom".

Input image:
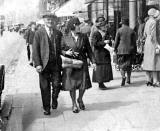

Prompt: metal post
[
  {"left": 129, "top": 0, "right": 137, "bottom": 29},
  {"left": 106, "top": 0, "right": 109, "bottom": 23}
]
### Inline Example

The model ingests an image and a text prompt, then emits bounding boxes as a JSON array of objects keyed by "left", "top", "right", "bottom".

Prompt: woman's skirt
[
  {"left": 92, "top": 63, "right": 113, "bottom": 83},
  {"left": 61, "top": 65, "right": 92, "bottom": 91},
  {"left": 117, "top": 54, "right": 133, "bottom": 71}
]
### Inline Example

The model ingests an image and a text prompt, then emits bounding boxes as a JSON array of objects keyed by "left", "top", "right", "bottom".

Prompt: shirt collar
[
  {"left": 45, "top": 25, "right": 50, "bottom": 35},
  {"left": 71, "top": 31, "right": 78, "bottom": 41}
]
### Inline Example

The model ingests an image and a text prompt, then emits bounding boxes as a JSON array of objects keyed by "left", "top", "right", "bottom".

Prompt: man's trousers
[{"left": 39, "top": 62, "right": 61, "bottom": 111}]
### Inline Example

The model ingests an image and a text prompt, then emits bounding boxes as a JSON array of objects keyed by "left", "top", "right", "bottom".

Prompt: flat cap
[{"left": 41, "top": 11, "right": 57, "bottom": 18}]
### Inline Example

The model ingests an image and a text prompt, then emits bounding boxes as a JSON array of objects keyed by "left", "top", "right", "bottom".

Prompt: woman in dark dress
[
  {"left": 91, "top": 21, "right": 113, "bottom": 90},
  {"left": 61, "top": 20, "right": 96, "bottom": 113}
]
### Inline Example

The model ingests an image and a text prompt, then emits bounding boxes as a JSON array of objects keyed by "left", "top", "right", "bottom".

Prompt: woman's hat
[
  {"left": 148, "top": 8, "right": 158, "bottom": 17},
  {"left": 67, "top": 17, "right": 81, "bottom": 31}
]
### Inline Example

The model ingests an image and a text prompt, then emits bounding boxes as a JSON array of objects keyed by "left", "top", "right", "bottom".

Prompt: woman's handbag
[
  {"left": 155, "top": 45, "right": 160, "bottom": 55},
  {"left": 113, "top": 53, "right": 118, "bottom": 64},
  {"left": 61, "top": 55, "right": 83, "bottom": 68}
]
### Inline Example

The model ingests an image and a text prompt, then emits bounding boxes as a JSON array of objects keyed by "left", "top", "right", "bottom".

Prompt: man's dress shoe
[
  {"left": 43, "top": 109, "right": 51, "bottom": 115},
  {"left": 52, "top": 100, "right": 58, "bottom": 109}
]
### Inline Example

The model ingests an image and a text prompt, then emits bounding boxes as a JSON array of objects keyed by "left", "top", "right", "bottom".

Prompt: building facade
[
  {"left": 39, "top": 0, "right": 70, "bottom": 14},
  {"left": 86, "top": 0, "right": 147, "bottom": 29}
]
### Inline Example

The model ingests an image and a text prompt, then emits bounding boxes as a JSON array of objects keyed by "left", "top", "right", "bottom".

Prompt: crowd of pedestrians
[{"left": 22, "top": 8, "right": 160, "bottom": 115}]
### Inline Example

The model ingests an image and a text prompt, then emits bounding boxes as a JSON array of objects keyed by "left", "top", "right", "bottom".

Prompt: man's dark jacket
[
  {"left": 91, "top": 30, "right": 111, "bottom": 64},
  {"left": 114, "top": 25, "right": 137, "bottom": 55},
  {"left": 32, "top": 27, "right": 62, "bottom": 70},
  {"left": 26, "top": 29, "right": 35, "bottom": 44}
]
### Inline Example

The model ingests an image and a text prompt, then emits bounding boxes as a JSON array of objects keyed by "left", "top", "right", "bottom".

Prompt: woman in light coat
[
  {"left": 143, "top": 8, "right": 160, "bottom": 87},
  {"left": 155, "top": 10, "right": 160, "bottom": 84}
]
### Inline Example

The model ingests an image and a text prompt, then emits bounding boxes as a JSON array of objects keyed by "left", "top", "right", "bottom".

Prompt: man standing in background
[{"left": 26, "top": 22, "right": 36, "bottom": 66}]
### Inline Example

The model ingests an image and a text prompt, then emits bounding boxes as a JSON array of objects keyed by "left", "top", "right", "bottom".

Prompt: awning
[
  {"left": 55, "top": 0, "right": 87, "bottom": 17},
  {"left": 85, "top": 0, "right": 96, "bottom": 4}
]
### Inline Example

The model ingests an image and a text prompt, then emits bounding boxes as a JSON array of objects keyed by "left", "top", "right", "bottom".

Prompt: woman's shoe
[
  {"left": 152, "top": 83, "right": 160, "bottom": 87},
  {"left": 99, "top": 83, "right": 108, "bottom": 90},
  {"left": 77, "top": 99, "right": 85, "bottom": 110},
  {"left": 146, "top": 81, "right": 153, "bottom": 86},
  {"left": 72, "top": 105, "right": 79, "bottom": 113}
]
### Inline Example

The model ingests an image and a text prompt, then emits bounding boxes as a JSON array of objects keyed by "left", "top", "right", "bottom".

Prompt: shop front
[{"left": 85, "top": 0, "right": 147, "bottom": 38}]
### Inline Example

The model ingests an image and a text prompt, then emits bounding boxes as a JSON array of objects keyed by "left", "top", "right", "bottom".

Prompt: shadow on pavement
[
  {"left": 113, "top": 74, "right": 145, "bottom": 80},
  {"left": 5, "top": 89, "right": 141, "bottom": 131},
  {"left": 125, "top": 80, "right": 146, "bottom": 88},
  {"left": 103, "top": 80, "right": 146, "bottom": 90},
  {"left": 85, "top": 100, "right": 138, "bottom": 111},
  {"left": 5, "top": 93, "right": 63, "bottom": 131}
]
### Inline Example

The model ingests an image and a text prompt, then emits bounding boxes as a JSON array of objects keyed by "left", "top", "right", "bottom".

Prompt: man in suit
[
  {"left": 114, "top": 18, "right": 137, "bottom": 86},
  {"left": 32, "top": 12, "right": 62, "bottom": 115}
]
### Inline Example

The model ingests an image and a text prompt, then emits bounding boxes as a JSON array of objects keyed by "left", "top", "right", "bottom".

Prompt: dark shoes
[
  {"left": 126, "top": 78, "right": 131, "bottom": 84},
  {"left": 72, "top": 105, "right": 79, "bottom": 113},
  {"left": 52, "top": 100, "right": 58, "bottom": 109},
  {"left": 146, "top": 81, "right": 153, "bottom": 86},
  {"left": 29, "top": 62, "right": 33, "bottom": 66},
  {"left": 121, "top": 77, "right": 126, "bottom": 87},
  {"left": 146, "top": 81, "right": 160, "bottom": 87},
  {"left": 77, "top": 99, "right": 85, "bottom": 110},
  {"left": 43, "top": 109, "right": 51, "bottom": 115},
  {"left": 99, "top": 83, "right": 108, "bottom": 90}
]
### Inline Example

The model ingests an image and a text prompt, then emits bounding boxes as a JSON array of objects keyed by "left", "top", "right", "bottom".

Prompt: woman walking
[
  {"left": 143, "top": 8, "right": 160, "bottom": 87},
  {"left": 61, "top": 18, "right": 96, "bottom": 113},
  {"left": 114, "top": 18, "right": 137, "bottom": 86},
  {"left": 91, "top": 21, "right": 113, "bottom": 89}
]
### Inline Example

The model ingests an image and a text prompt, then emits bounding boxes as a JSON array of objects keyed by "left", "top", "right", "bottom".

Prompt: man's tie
[{"left": 49, "top": 28, "right": 53, "bottom": 39}]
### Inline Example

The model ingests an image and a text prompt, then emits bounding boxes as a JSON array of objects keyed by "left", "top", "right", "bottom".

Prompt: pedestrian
[
  {"left": 80, "top": 19, "right": 93, "bottom": 66},
  {"left": 24, "top": 25, "right": 31, "bottom": 61},
  {"left": 61, "top": 18, "right": 96, "bottom": 113},
  {"left": 36, "top": 24, "right": 42, "bottom": 30},
  {"left": 137, "top": 17, "right": 145, "bottom": 53},
  {"left": 80, "top": 18, "right": 92, "bottom": 37},
  {"left": 92, "top": 21, "right": 113, "bottom": 90},
  {"left": 89, "top": 14, "right": 105, "bottom": 44},
  {"left": 156, "top": 10, "right": 160, "bottom": 84},
  {"left": 0, "top": 24, "right": 4, "bottom": 36},
  {"left": 26, "top": 22, "right": 36, "bottom": 66},
  {"left": 143, "top": 8, "right": 160, "bottom": 87},
  {"left": 114, "top": 17, "right": 137, "bottom": 86},
  {"left": 32, "top": 12, "right": 62, "bottom": 115},
  {"left": 132, "top": 17, "right": 145, "bottom": 71}
]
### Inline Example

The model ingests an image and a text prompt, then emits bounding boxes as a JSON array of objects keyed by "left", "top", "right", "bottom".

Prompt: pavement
[{"left": 2, "top": 32, "right": 160, "bottom": 131}]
